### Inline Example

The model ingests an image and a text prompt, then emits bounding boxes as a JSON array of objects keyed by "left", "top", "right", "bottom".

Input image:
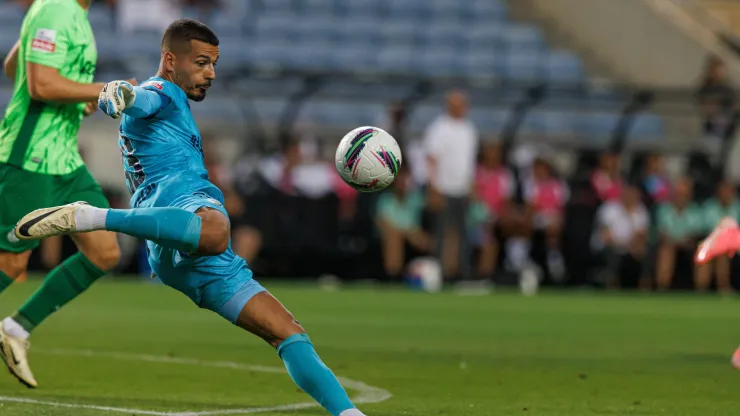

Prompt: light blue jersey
[{"left": 118, "top": 77, "right": 264, "bottom": 322}]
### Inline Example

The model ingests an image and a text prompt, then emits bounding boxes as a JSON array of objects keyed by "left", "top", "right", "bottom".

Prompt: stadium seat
[
  {"left": 460, "top": 53, "right": 500, "bottom": 78},
  {"left": 545, "top": 51, "right": 584, "bottom": 84},
  {"left": 414, "top": 49, "right": 461, "bottom": 77},
  {"left": 465, "top": 0, "right": 508, "bottom": 22},
  {"left": 630, "top": 114, "right": 665, "bottom": 138},
  {"left": 578, "top": 113, "right": 620, "bottom": 139},
  {"left": 375, "top": 47, "right": 415, "bottom": 73},
  {"left": 463, "top": 25, "right": 504, "bottom": 49},
  {"left": 255, "top": 15, "right": 298, "bottom": 42},
  {"left": 503, "top": 51, "right": 544, "bottom": 81},
  {"left": 262, "top": 0, "right": 297, "bottom": 14},
  {"left": 469, "top": 108, "right": 509, "bottom": 132},
  {"left": 337, "top": 19, "right": 382, "bottom": 45},
  {"left": 502, "top": 24, "right": 545, "bottom": 51},
  {"left": 419, "top": 24, "right": 466, "bottom": 49},
  {"left": 378, "top": 22, "right": 419, "bottom": 47}
]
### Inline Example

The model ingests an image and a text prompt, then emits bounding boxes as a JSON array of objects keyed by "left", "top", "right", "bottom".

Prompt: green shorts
[{"left": 0, "top": 163, "right": 109, "bottom": 253}]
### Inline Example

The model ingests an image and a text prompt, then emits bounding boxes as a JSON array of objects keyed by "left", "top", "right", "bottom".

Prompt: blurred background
[{"left": 3, "top": 0, "right": 740, "bottom": 294}]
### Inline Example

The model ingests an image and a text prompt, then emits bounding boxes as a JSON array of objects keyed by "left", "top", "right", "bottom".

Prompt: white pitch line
[
  {"left": 0, "top": 348, "right": 391, "bottom": 416},
  {"left": 0, "top": 395, "right": 172, "bottom": 415}
]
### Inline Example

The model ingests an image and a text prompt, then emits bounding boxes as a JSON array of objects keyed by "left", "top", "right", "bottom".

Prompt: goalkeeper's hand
[{"left": 98, "top": 80, "right": 136, "bottom": 119}]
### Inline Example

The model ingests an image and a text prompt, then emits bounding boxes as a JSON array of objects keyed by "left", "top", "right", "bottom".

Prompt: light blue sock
[
  {"left": 278, "top": 333, "right": 356, "bottom": 416},
  {"left": 105, "top": 208, "right": 202, "bottom": 253}
]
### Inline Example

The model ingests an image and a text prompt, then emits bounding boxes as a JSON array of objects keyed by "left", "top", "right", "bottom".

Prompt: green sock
[
  {"left": 0, "top": 270, "right": 14, "bottom": 294},
  {"left": 13, "top": 252, "right": 107, "bottom": 333}
]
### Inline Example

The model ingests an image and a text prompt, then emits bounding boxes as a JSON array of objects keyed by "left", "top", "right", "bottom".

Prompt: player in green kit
[{"left": 0, "top": 0, "right": 132, "bottom": 388}]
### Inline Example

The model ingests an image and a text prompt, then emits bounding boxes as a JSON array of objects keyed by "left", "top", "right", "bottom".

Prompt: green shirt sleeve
[{"left": 24, "top": 2, "right": 74, "bottom": 69}]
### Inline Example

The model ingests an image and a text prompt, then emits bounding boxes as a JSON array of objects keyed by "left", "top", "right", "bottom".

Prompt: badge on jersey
[
  {"left": 31, "top": 29, "right": 56, "bottom": 53},
  {"left": 206, "top": 197, "right": 223, "bottom": 207},
  {"left": 142, "top": 81, "right": 164, "bottom": 91}
]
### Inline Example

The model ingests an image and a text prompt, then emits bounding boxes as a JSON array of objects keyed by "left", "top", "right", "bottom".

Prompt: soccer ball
[
  {"left": 335, "top": 126, "right": 402, "bottom": 192},
  {"left": 405, "top": 257, "right": 443, "bottom": 293}
]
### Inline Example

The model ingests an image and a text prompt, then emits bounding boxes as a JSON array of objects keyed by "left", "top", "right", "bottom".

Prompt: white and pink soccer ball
[{"left": 335, "top": 126, "right": 402, "bottom": 192}]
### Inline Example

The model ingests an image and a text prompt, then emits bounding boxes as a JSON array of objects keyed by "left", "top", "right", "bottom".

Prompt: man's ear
[{"left": 162, "top": 51, "right": 176, "bottom": 72}]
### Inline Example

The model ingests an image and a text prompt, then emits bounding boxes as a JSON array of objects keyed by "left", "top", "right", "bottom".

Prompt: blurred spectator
[
  {"left": 695, "top": 180, "right": 740, "bottom": 293},
  {"left": 641, "top": 154, "right": 672, "bottom": 207},
  {"left": 591, "top": 185, "right": 650, "bottom": 288},
  {"left": 697, "top": 56, "right": 736, "bottom": 144},
  {"left": 375, "top": 167, "right": 430, "bottom": 278},
  {"left": 424, "top": 90, "right": 479, "bottom": 280},
  {"left": 474, "top": 141, "right": 514, "bottom": 278},
  {"left": 233, "top": 141, "right": 303, "bottom": 264},
  {"left": 590, "top": 151, "right": 624, "bottom": 202},
  {"left": 655, "top": 178, "right": 704, "bottom": 290},
  {"left": 377, "top": 100, "right": 408, "bottom": 145},
  {"left": 523, "top": 157, "right": 569, "bottom": 280}
]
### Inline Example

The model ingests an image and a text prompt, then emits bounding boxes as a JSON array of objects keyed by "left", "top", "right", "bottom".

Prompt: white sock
[
  {"left": 2, "top": 317, "right": 29, "bottom": 340},
  {"left": 339, "top": 410, "right": 365, "bottom": 416},
  {"left": 74, "top": 206, "right": 109, "bottom": 232}
]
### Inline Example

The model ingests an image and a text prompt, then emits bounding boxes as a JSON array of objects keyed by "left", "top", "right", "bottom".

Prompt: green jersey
[{"left": 0, "top": 0, "right": 96, "bottom": 175}]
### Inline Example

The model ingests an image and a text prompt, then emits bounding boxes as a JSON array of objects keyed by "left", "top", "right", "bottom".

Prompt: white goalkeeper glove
[{"left": 98, "top": 80, "right": 136, "bottom": 119}]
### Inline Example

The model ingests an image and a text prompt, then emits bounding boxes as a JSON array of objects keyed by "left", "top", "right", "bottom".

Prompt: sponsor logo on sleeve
[
  {"left": 142, "top": 81, "right": 164, "bottom": 91},
  {"left": 31, "top": 28, "right": 56, "bottom": 53}
]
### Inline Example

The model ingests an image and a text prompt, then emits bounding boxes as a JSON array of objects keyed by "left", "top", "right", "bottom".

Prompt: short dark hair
[{"left": 161, "top": 19, "right": 219, "bottom": 54}]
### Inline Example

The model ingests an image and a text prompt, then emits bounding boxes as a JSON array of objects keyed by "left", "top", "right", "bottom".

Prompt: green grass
[{"left": 0, "top": 279, "right": 738, "bottom": 415}]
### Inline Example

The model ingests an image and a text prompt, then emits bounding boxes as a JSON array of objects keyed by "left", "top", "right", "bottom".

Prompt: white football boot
[
  {"left": 14, "top": 202, "right": 89, "bottom": 240},
  {"left": 0, "top": 322, "right": 37, "bottom": 388}
]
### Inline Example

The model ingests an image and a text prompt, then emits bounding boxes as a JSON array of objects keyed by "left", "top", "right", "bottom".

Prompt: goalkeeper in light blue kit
[{"left": 13, "top": 19, "right": 367, "bottom": 416}]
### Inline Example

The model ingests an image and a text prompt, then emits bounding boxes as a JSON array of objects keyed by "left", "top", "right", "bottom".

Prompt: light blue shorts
[{"left": 146, "top": 190, "right": 267, "bottom": 323}]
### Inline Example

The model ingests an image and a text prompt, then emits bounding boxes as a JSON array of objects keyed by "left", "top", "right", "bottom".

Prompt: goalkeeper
[{"left": 0, "top": 0, "right": 133, "bottom": 388}]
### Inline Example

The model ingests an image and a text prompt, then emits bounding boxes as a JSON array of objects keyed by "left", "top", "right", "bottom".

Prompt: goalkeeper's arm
[{"left": 99, "top": 80, "right": 170, "bottom": 119}]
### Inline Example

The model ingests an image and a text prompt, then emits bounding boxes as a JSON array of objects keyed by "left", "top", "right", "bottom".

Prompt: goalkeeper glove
[{"left": 98, "top": 80, "right": 136, "bottom": 119}]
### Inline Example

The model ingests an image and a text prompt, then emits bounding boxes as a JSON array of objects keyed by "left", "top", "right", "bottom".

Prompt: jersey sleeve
[
  {"left": 24, "top": 3, "right": 74, "bottom": 69},
  {"left": 138, "top": 80, "right": 181, "bottom": 119}
]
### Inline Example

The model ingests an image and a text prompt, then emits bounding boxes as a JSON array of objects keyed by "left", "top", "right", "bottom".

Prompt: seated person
[
  {"left": 591, "top": 185, "right": 650, "bottom": 288},
  {"left": 696, "top": 180, "right": 740, "bottom": 293},
  {"left": 655, "top": 178, "right": 704, "bottom": 290}
]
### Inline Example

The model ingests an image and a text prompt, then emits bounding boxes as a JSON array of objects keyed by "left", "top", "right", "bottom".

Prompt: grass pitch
[{"left": 0, "top": 279, "right": 738, "bottom": 416}]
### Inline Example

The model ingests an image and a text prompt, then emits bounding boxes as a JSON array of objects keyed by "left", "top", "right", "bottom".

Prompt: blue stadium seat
[
  {"left": 528, "top": 110, "right": 578, "bottom": 135},
  {"left": 463, "top": 25, "right": 503, "bottom": 49},
  {"left": 630, "top": 114, "right": 664, "bottom": 138},
  {"left": 407, "top": 105, "right": 442, "bottom": 132},
  {"left": 469, "top": 108, "right": 509, "bottom": 132},
  {"left": 387, "top": 1, "right": 424, "bottom": 21},
  {"left": 251, "top": 41, "right": 294, "bottom": 68},
  {"left": 414, "top": 49, "right": 460, "bottom": 77},
  {"left": 578, "top": 113, "right": 619, "bottom": 138},
  {"left": 378, "top": 23, "right": 419, "bottom": 47},
  {"left": 255, "top": 15, "right": 298, "bottom": 42},
  {"left": 337, "top": 19, "right": 382, "bottom": 44},
  {"left": 464, "top": 0, "right": 507, "bottom": 22},
  {"left": 342, "top": 0, "right": 385, "bottom": 18},
  {"left": 210, "top": 12, "right": 245, "bottom": 37},
  {"left": 427, "top": 0, "right": 463, "bottom": 21},
  {"left": 332, "top": 45, "right": 378, "bottom": 73},
  {"left": 297, "top": 17, "right": 338, "bottom": 44},
  {"left": 262, "top": 0, "right": 297, "bottom": 14},
  {"left": 299, "top": 0, "right": 337, "bottom": 16},
  {"left": 217, "top": 36, "right": 252, "bottom": 70},
  {"left": 375, "top": 47, "right": 415, "bottom": 73},
  {"left": 460, "top": 53, "right": 499, "bottom": 78},
  {"left": 87, "top": 6, "right": 113, "bottom": 35},
  {"left": 545, "top": 51, "right": 584, "bottom": 84},
  {"left": 502, "top": 24, "right": 544, "bottom": 51},
  {"left": 420, "top": 24, "right": 465, "bottom": 49},
  {"left": 503, "top": 51, "right": 544, "bottom": 81}
]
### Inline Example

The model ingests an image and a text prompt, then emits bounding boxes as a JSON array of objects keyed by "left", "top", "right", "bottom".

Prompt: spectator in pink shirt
[
  {"left": 474, "top": 142, "right": 514, "bottom": 278},
  {"left": 524, "top": 157, "right": 569, "bottom": 280},
  {"left": 591, "top": 151, "right": 624, "bottom": 202}
]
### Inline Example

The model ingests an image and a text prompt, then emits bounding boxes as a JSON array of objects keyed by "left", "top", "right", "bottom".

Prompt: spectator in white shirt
[
  {"left": 591, "top": 185, "right": 650, "bottom": 288},
  {"left": 424, "top": 90, "right": 479, "bottom": 280}
]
